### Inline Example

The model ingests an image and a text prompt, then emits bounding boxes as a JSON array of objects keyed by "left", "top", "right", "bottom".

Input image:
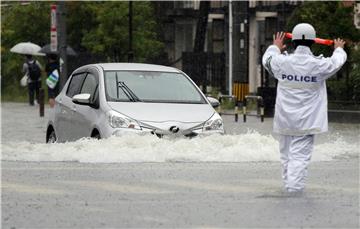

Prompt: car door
[
  {"left": 56, "top": 72, "right": 86, "bottom": 141},
  {"left": 71, "top": 70, "right": 100, "bottom": 139}
]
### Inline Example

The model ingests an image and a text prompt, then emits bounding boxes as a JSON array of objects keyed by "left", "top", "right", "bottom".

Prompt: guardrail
[
  {"left": 217, "top": 95, "right": 239, "bottom": 122},
  {"left": 217, "top": 95, "right": 264, "bottom": 122},
  {"left": 243, "top": 95, "right": 264, "bottom": 123},
  {"left": 215, "top": 95, "right": 265, "bottom": 123}
]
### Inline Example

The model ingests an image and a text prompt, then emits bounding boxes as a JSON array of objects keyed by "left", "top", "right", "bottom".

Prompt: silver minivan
[{"left": 46, "top": 63, "right": 224, "bottom": 142}]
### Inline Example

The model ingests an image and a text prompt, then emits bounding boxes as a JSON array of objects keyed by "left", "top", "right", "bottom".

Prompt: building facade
[{"left": 154, "top": 0, "right": 301, "bottom": 104}]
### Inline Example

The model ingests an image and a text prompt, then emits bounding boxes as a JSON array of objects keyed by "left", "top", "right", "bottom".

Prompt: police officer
[{"left": 262, "top": 23, "right": 347, "bottom": 193}]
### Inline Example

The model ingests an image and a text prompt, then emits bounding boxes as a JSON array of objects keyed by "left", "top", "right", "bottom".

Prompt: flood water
[{"left": 1, "top": 103, "right": 359, "bottom": 163}]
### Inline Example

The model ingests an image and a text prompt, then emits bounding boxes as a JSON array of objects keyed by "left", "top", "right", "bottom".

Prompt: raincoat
[
  {"left": 262, "top": 44, "right": 347, "bottom": 192},
  {"left": 262, "top": 45, "right": 347, "bottom": 135}
]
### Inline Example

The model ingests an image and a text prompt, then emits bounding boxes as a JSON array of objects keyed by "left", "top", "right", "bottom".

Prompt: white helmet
[{"left": 292, "top": 23, "right": 316, "bottom": 41}]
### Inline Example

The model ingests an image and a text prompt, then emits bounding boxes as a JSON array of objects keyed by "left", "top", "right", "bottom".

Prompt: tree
[
  {"left": 76, "top": 2, "right": 163, "bottom": 62},
  {"left": 1, "top": 2, "right": 50, "bottom": 100},
  {"left": 1, "top": 1, "right": 164, "bottom": 101},
  {"left": 286, "top": 1, "right": 360, "bottom": 102},
  {"left": 349, "top": 47, "right": 360, "bottom": 101}
]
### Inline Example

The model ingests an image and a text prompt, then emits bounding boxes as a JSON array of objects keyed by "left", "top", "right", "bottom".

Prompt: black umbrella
[{"left": 39, "top": 44, "right": 77, "bottom": 56}]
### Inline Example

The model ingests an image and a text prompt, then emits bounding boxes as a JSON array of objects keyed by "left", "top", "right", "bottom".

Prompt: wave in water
[{"left": 2, "top": 132, "right": 359, "bottom": 163}]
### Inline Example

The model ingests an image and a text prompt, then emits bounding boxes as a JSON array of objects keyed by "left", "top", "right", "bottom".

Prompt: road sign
[{"left": 50, "top": 4, "right": 57, "bottom": 52}]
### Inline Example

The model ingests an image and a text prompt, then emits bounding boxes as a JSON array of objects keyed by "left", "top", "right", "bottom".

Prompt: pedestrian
[
  {"left": 22, "top": 55, "right": 42, "bottom": 106},
  {"left": 45, "top": 54, "right": 60, "bottom": 108},
  {"left": 262, "top": 23, "right": 347, "bottom": 193}
]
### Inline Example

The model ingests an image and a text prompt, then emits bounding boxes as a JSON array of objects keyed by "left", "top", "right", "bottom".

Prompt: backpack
[{"left": 27, "top": 60, "right": 41, "bottom": 81}]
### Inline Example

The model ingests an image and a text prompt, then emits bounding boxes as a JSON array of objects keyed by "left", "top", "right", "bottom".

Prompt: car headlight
[
  {"left": 106, "top": 110, "right": 141, "bottom": 130},
  {"left": 203, "top": 113, "right": 224, "bottom": 131}
]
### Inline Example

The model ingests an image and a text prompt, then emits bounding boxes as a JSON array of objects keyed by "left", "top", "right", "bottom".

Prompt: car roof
[{"left": 94, "top": 63, "right": 180, "bottom": 73}]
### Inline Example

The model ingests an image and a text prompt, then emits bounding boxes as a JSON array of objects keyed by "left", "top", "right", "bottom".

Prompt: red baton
[{"left": 285, "top": 32, "right": 334, "bottom": 46}]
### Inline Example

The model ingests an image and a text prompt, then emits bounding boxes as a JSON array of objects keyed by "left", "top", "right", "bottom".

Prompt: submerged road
[
  {"left": 1, "top": 102, "right": 359, "bottom": 228},
  {"left": 2, "top": 160, "right": 359, "bottom": 228}
]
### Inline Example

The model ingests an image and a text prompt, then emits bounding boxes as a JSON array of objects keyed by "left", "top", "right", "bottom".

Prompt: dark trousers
[{"left": 28, "top": 81, "right": 41, "bottom": 105}]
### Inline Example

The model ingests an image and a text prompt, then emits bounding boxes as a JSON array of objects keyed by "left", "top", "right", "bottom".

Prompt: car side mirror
[
  {"left": 207, "top": 97, "right": 220, "bottom": 108},
  {"left": 72, "top": 93, "right": 91, "bottom": 106}
]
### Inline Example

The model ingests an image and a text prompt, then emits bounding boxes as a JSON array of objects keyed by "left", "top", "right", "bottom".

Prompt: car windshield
[{"left": 104, "top": 71, "right": 206, "bottom": 104}]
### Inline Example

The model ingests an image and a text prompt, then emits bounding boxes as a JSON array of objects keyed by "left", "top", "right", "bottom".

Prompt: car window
[
  {"left": 104, "top": 71, "right": 206, "bottom": 104},
  {"left": 80, "top": 73, "right": 98, "bottom": 100},
  {"left": 66, "top": 73, "right": 86, "bottom": 98}
]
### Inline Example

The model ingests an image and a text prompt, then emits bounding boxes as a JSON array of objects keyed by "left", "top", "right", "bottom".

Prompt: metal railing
[
  {"left": 215, "top": 95, "right": 265, "bottom": 123},
  {"left": 217, "top": 95, "right": 239, "bottom": 122},
  {"left": 243, "top": 95, "right": 264, "bottom": 122}
]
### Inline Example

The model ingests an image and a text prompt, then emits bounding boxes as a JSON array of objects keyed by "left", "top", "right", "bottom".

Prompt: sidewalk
[
  {"left": 329, "top": 109, "right": 360, "bottom": 123},
  {"left": 1, "top": 102, "right": 50, "bottom": 143}
]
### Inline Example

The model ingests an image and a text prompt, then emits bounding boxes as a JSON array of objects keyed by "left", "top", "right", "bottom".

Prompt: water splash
[{"left": 2, "top": 132, "right": 359, "bottom": 163}]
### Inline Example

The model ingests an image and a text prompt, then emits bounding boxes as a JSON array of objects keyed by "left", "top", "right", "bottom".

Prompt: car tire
[
  {"left": 91, "top": 131, "right": 101, "bottom": 140},
  {"left": 47, "top": 129, "right": 57, "bottom": 143}
]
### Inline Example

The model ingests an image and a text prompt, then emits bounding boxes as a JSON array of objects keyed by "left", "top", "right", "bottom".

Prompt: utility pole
[
  {"left": 128, "top": 1, "right": 134, "bottom": 62},
  {"left": 355, "top": 3, "right": 360, "bottom": 29},
  {"left": 228, "top": 0, "right": 233, "bottom": 96},
  {"left": 193, "top": 1, "right": 210, "bottom": 93},
  {"left": 58, "top": 1, "right": 67, "bottom": 90},
  {"left": 193, "top": 1, "right": 210, "bottom": 53}
]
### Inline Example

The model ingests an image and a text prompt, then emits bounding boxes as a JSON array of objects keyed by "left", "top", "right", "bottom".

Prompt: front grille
[{"left": 150, "top": 130, "right": 198, "bottom": 139}]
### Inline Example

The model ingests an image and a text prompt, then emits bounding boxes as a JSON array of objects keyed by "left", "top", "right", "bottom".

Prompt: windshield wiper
[
  {"left": 115, "top": 73, "right": 141, "bottom": 102},
  {"left": 115, "top": 73, "right": 133, "bottom": 101},
  {"left": 119, "top": 81, "right": 142, "bottom": 102}
]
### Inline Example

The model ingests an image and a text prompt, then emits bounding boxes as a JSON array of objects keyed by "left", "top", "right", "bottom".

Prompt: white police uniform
[{"left": 262, "top": 45, "right": 347, "bottom": 191}]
